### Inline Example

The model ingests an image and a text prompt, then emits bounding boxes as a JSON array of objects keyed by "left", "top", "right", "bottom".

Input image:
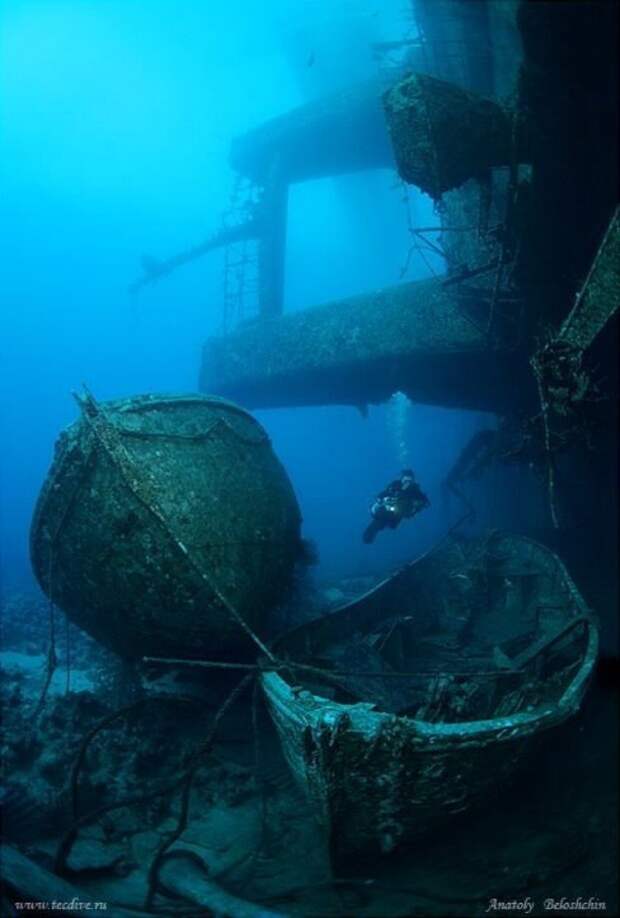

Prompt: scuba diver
[{"left": 363, "top": 469, "right": 430, "bottom": 544}]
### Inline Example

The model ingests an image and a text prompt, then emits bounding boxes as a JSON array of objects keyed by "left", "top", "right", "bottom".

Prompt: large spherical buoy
[{"left": 30, "top": 391, "right": 302, "bottom": 660}]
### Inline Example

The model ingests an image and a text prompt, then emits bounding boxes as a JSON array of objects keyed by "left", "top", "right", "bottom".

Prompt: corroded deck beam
[
  {"left": 200, "top": 278, "right": 523, "bottom": 413},
  {"left": 230, "top": 78, "right": 397, "bottom": 184}
]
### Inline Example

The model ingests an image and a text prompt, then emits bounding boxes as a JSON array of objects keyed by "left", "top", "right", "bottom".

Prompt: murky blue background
[{"left": 0, "top": 0, "right": 492, "bottom": 592}]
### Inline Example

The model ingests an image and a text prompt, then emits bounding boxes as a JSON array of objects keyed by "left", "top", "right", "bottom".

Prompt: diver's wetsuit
[{"left": 363, "top": 477, "right": 430, "bottom": 544}]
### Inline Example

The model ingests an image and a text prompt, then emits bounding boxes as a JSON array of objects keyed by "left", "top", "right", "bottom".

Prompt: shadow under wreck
[{"left": 261, "top": 532, "right": 598, "bottom": 868}]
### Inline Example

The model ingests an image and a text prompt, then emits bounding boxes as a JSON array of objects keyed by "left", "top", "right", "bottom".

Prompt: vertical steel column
[{"left": 257, "top": 155, "right": 289, "bottom": 319}]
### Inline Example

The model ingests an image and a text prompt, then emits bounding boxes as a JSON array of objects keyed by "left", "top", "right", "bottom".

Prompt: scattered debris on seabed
[{"left": 1, "top": 582, "right": 616, "bottom": 917}]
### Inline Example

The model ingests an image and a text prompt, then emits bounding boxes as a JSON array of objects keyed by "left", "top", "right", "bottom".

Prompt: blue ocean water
[
  {"left": 1, "top": 3, "right": 616, "bottom": 916},
  {"left": 0, "top": 0, "right": 492, "bottom": 592}
]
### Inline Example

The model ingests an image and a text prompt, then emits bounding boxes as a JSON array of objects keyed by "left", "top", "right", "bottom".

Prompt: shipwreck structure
[
  {"left": 263, "top": 532, "right": 598, "bottom": 864},
  {"left": 190, "top": 2, "right": 530, "bottom": 413},
  {"left": 132, "top": 2, "right": 616, "bottom": 407},
  {"left": 200, "top": 276, "right": 524, "bottom": 413},
  {"left": 30, "top": 391, "right": 302, "bottom": 660},
  {"left": 130, "top": 0, "right": 617, "bottom": 538}
]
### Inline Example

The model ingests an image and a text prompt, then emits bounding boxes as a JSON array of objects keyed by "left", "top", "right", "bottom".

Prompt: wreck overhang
[
  {"left": 230, "top": 78, "right": 397, "bottom": 185},
  {"left": 230, "top": 70, "right": 529, "bottom": 194},
  {"left": 200, "top": 277, "right": 524, "bottom": 413}
]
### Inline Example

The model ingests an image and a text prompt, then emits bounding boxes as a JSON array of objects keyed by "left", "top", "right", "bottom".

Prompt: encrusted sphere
[{"left": 30, "top": 393, "right": 302, "bottom": 659}]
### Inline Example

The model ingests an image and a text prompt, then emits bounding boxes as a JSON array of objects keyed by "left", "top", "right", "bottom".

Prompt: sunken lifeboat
[
  {"left": 262, "top": 532, "right": 598, "bottom": 866},
  {"left": 30, "top": 390, "right": 302, "bottom": 660}
]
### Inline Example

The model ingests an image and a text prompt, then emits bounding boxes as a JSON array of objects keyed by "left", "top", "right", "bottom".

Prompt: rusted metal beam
[
  {"left": 129, "top": 218, "right": 260, "bottom": 295},
  {"left": 230, "top": 77, "right": 397, "bottom": 185},
  {"left": 257, "top": 155, "right": 288, "bottom": 318},
  {"left": 200, "top": 277, "right": 524, "bottom": 413}
]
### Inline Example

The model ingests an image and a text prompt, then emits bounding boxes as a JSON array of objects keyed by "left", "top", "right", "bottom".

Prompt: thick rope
[
  {"left": 65, "top": 615, "right": 71, "bottom": 695},
  {"left": 115, "top": 416, "right": 267, "bottom": 447},
  {"left": 143, "top": 656, "right": 521, "bottom": 681},
  {"left": 69, "top": 699, "right": 155, "bottom": 821},
  {"left": 534, "top": 370, "right": 560, "bottom": 529},
  {"left": 145, "top": 672, "right": 254, "bottom": 910},
  {"left": 33, "top": 553, "right": 57, "bottom": 718},
  {"left": 55, "top": 696, "right": 204, "bottom": 877}
]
